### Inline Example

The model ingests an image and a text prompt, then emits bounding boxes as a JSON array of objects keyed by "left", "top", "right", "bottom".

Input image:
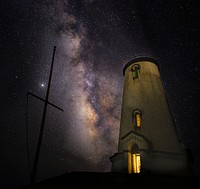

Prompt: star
[{"left": 40, "top": 83, "right": 45, "bottom": 88}]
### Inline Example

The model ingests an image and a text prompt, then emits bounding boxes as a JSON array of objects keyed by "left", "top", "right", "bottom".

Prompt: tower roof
[{"left": 123, "top": 56, "right": 160, "bottom": 76}]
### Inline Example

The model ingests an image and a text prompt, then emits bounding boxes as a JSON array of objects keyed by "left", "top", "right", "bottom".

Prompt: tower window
[
  {"left": 131, "top": 64, "right": 140, "bottom": 79},
  {"left": 132, "top": 110, "right": 142, "bottom": 128},
  {"left": 136, "top": 114, "right": 141, "bottom": 127}
]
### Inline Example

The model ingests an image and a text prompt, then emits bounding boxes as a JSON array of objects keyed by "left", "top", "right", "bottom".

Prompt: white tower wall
[{"left": 110, "top": 57, "right": 192, "bottom": 176}]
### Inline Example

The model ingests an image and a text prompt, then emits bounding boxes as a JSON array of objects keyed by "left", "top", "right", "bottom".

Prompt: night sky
[{"left": 1, "top": 0, "right": 200, "bottom": 187}]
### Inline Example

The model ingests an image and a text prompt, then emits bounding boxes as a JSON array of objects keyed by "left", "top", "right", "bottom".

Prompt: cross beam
[{"left": 28, "top": 46, "right": 63, "bottom": 187}]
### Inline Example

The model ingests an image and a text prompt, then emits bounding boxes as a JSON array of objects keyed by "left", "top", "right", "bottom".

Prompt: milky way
[{"left": 40, "top": 0, "right": 123, "bottom": 172}]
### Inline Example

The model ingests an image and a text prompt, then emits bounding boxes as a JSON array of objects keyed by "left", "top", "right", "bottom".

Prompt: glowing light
[
  {"left": 40, "top": 83, "right": 45, "bottom": 88},
  {"left": 128, "top": 152, "right": 132, "bottom": 174},
  {"left": 128, "top": 152, "right": 141, "bottom": 174},
  {"left": 133, "top": 153, "right": 141, "bottom": 173},
  {"left": 136, "top": 114, "right": 141, "bottom": 127}
]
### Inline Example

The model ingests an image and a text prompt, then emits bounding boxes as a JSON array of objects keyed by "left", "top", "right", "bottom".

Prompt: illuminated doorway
[{"left": 128, "top": 145, "right": 141, "bottom": 174}]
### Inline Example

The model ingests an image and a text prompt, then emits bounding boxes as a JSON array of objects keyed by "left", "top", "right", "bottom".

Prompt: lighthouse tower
[{"left": 110, "top": 56, "right": 191, "bottom": 176}]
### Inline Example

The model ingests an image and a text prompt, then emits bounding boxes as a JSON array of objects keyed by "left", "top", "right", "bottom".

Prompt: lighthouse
[{"left": 109, "top": 56, "right": 191, "bottom": 176}]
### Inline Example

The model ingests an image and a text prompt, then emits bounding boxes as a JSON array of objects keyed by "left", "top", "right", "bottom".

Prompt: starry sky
[{"left": 1, "top": 0, "right": 200, "bottom": 187}]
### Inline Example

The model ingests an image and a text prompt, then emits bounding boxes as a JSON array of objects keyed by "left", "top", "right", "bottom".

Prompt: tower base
[{"left": 109, "top": 150, "right": 192, "bottom": 176}]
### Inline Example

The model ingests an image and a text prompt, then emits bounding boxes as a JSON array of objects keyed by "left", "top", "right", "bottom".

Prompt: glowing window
[
  {"left": 132, "top": 110, "right": 142, "bottom": 128},
  {"left": 128, "top": 152, "right": 132, "bottom": 174},
  {"left": 131, "top": 64, "right": 140, "bottom": 79},
  {"left": 136, "top": 114, "right": 141, "bottom": 127},
  {"left": 133, "top": 153, "right": 141, "bottom": 173},
  {"left": 128, "top": 152, "right": 141, "bottom": 174}
]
